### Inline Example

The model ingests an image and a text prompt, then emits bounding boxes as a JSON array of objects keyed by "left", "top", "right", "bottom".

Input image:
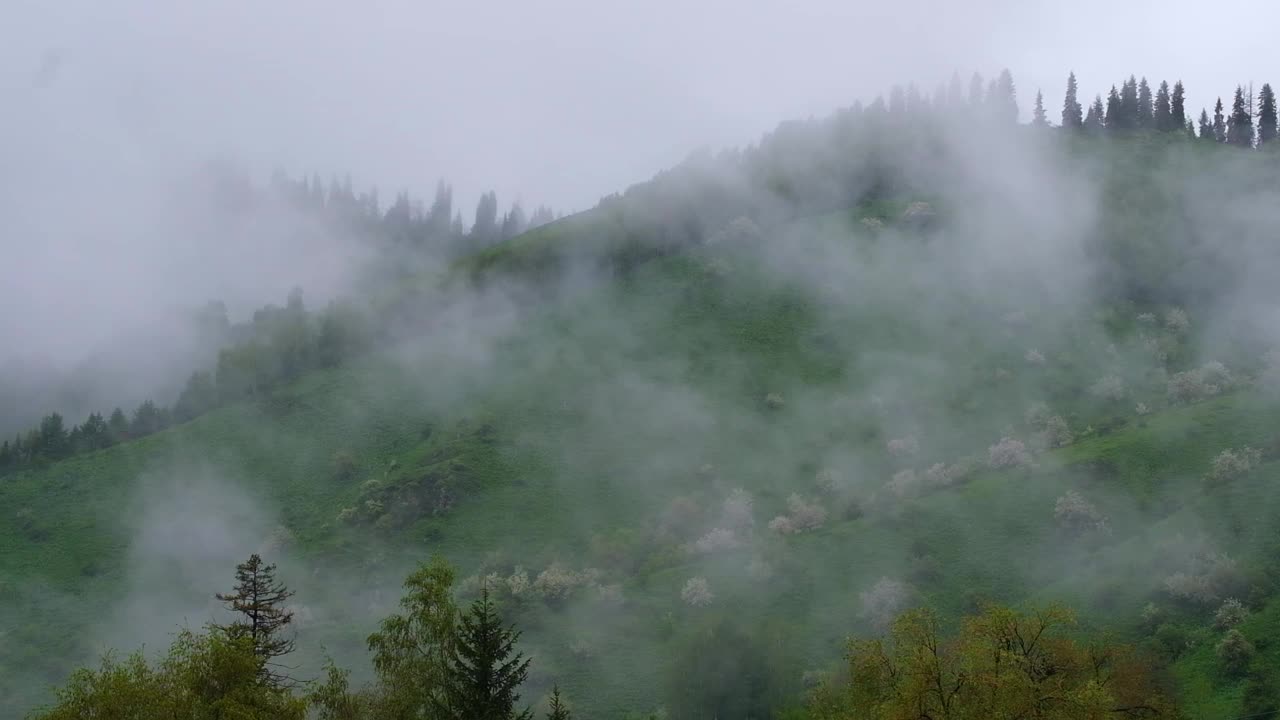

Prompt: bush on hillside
[
  {"left": 681, "top": 577, "right": 714, "bottom": 607},
  {"left": 1213, "top": 598, "right": 1249, "bottom": 630},
  {"left": 1206, "top": 446, "right": 1261, "bottom": 484},
  {"left": 988, "top": 437, "right": 1031, "bottom": 469}
]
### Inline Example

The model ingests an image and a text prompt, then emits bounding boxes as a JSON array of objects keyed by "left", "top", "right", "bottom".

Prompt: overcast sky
[
  {"left": 5, "top": 0, "right": 1274, "bottom": 214},
  {"left": 1, "top": 0, "right": 1275, "bottom": 363}
]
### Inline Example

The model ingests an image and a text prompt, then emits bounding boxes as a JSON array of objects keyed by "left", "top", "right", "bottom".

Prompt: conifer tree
[
  {"left": 546, "top": 686, "right": 571, "bottom": 720},
  {"left": 1154, "top": 80, "right": 1172, "bottom": 131},
  {"left": 1171, "top": 80, "right": 1187, "bottom": 128},
  {"left": 1186, "top": 119, "right": 1197, "bottom": 139},
  {"left": 1105, "top": 86, "right": 1123, "bottom": 132},
  {"left": 1085, "top": 95, "right": 1105, "bottom": 133},
  {"left": 215, "top": 553, "right": 296, "bottom": 686},
  {"left": 440, "top": 588, "right": 533, "bottom": 720},
  {"left": 992, "top": 69, "right": 1018, "bottom": 123},
  {"left": 1137, "top": 77, "right": 1154, "bottom": 128},
  {"left": 1259, "top": 83, "right": 1278, "bottom": 147},
  {"left": 968, "top": 72, "right": 985, "bottom": 110},
  {"left": 1032, "top": 90, "right": 1048, "bottom": 126},
  {"left": 1227, "top": 86, "right": 1255, "bottom": 148},
  {"left": 1214, "top": 97, "right": 1228, "bottom": 142},
  {"left": 947, "top": 71, "right": 965, "bottom": 109},
  {"left": 1061, "top": 71, "right": 1083, "bottom": 128},
  {"left": 1119, "top": 76, "right": 1139, "bottom": 130},
  {"left": 1199, "top": 109, "right": 1215, "bottom": 141}
]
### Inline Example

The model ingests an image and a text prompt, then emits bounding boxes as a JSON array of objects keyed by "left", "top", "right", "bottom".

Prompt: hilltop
[{"left": 6, "top": 78, "right": 1280, "bottom": 719}]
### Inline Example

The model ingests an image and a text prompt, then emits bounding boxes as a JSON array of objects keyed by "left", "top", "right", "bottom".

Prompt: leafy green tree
[
  {"left": 545, "top": 686, "right": 571, "bottom": 720},
  {"left": 1214, "top": 97, "right": 1227, "bottom": 142},
  {"left": 1061, "top": 71, "right": 1083, "bottom": 128},
  {"left": 30, "top": 629, "right": 305, "bottom": 720},
  {"left": 1154, "top": 80, "right": 1172, "bottom": 130},
  {"left": 1171, "top": 80, "right": 1187, "bottom": 128},
  {"left": 440, "top": 587, "right": 533, "bottom": 720},
  {"left": 214, "top": 553, "right": 296, "bottom": 687},
  {"left": 367, "top": 556, "right": 458, "bottom": 719},
  {"left": 1227, "top": 86, "right": 1255, "bottom": 148},
  {"left": 1260, "top": 83, "right": 1278, "bottom": 147}
]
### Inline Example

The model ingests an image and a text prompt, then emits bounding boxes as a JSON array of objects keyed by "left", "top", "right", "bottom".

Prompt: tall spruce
[
  {"left": 947, "top": 71, "right": 965, "bottom": 108},
  {"left": 992, "top": 69, "right": 1018, "bottom": 123},
  {"left": 1214, "top": 97, "right": 1228, "bottom": 142},
  {"left": 1105, "top": 86, "right": 1123, "bottom": 132},
  {"left": 1186, "top": 119, "right": 1197, "bottom": 139},
  {"left": 968, "top": 72, "right": 985, "bottom": 110},
  {"left": 440, "top": 588, "right": 533, "bottom": 720},
  {"left": 214, "top": 554, "right": 296, "bottom": 686},
  {"left": 1227, "top": 85, "right": 1255, "bottom": 148},
  {"left": 546, "top": 686, "right": 571, "bottom": 720},
  {"left": 1032, "top": 89, "right": 1048, "bottom": 126},
  {"left": 1085, "top": 95, "right": 1106, "bottom": 133},
  {"left": 1259, "top": 83, "right": 1278, "bottom": 146},
  {"left": 1137, "top": 77, "right": 1154, "bottom": 128},
  {"left": 1062, "top": 71, "right": 1083, "bottom": 128},
  {"left": 1199, "top": 109, "right": 1215, "bottom": 141},
  {"left": 1171, "top": 80, "right": 1187, "bottom": 128},
  {"left": 1119, "top": 76, "right": 1139, "bottom": 130},
  {"left": 1154, "top": 80, "right": 1172, "bottom": 131}
]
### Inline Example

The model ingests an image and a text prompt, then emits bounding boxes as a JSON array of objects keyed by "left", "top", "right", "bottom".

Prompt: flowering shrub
[
  {"left": 1217, "top": 630, "right": 1255, "bottom": 677},
  {"left": 1040, "top": 415, "right": 1074, "bottom": 448},
  {"left": 534, "top": 563, "right": 585, "bottom": 602},
  {"left": 1214, "top": 598, "right": 1249, "bottom": 630},
  {"left": 887, "top": 469, "right": 919, "bottom": 498},
  {"left": 1165, "top": 308, "right": 1190, "bottom": 333},
  {"left": 768, "top": 494, "right": 828, "bottom": 535},
  {"left": 1167, "top": 363, "right": 1232, "bottom": 404},
  {"left": 1135, "top": 402, "right": 1150, "bottom": 416},
  {"left": 1024, "top": 349, "right": 1046, "bottom": 365},
  {"left": 988, "top": 437, "right": 1032, "bottom": 469},
  {"left": 860, "top": 578, "right": 913, "bottom": 632},
  {"left": 721, "top": 488, "right": 754, "bottom": 530},
  {"left": 1206, "top": 447, "right": 1261, "bottom": 484},
  {"left": 1164, "top": 552, "right": 1244, "bottom": 606},
  {"left": 886, "top": 436, "right": 920, "bottom": 458},
  {"left": 693, "top": 528, "right": 740, "bottom": 554},
  {"left": 1053, "top": 491, "right": 1109, "bottom": 535},
  {"left": 815, "top": 469, "right": 845, "bottom": 495},
  {"left": 1090, "top": 375, "right": 1127, "bottom": 401},
  {"left": 764, "top": 393, "right": 786, "bottom": 410},
  {"left": 681, "top": 577, "right": 714, "bottom": 607},
  {"left": 1136, "top": 312, "right": 1156, "bottom": 325}
]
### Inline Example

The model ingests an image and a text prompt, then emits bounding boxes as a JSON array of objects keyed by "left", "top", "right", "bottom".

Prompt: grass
[{"left": 5, "top": 201, "right": 1280, "bottom": 718}]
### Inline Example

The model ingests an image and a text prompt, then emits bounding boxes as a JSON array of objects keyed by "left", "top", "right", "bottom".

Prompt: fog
[{"left": 4, "top": 1, "right": 1280, "bottom": 717}]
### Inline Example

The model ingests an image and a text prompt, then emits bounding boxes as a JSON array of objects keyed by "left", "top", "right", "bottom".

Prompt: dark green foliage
[
  {"left": 1213, "top": 97, "right": 1227, "bottom": 142},
  {"left": 174, "top": 371, "right": 217, "bottom": 422},
  {"left": 1227, "top": 86, "right": 1255, "bottom": 148},
  {"left": 546, "top": 686, "right": 571, "bottom": 720},
  {"left": 1154, "top": 80, "right": 1172, "bottom": 130},
  {"left": 1171, "top": 80, "right": 1187, "bottom": 128},
  {"left": 473, "top": 191, "right": 500, "bottom": 247},
  {"left": 214, "top": 554, "right": 296, "bottom": 686},
  {"left": 129, "top": 400, "right": 167, "bottom": 436},
  {"left": 440, "top": 588, "right": 533, "bottom": 720},
  {"left": 1105, "top": 86, "right": 1123, "bottom": 131},
  {"left": 1137, "top": 77, "right": 1154, "bottom": 128},
  {"left": 1061, "top": 71, "right": 1082, "bottom": 128},
  {"left": 367, "top": 557, "right": 457, "bottom": 719},
  {"left": 667, "top": 618, "right": 794, "bottom": 720},
  {"left": 1260, "top": 84, "right": 1278, "bottom": 146},
  {"left": 1085, "top": 95, "right": 1105, "bottom": 133},
  {"left": 1032, "top": 89, "right": 1047, "bottom": 126},
  {"left": 1199, "top": 109, "right": 1214, "bottom": 141},
  {"left": 1118, "top": 75, "right": 1139, "bottom": 130}
]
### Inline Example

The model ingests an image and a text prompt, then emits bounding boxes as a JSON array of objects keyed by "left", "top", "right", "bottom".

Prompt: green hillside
[{"left": 7, "top": 112, "right": 1280, "bottom": 719}]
